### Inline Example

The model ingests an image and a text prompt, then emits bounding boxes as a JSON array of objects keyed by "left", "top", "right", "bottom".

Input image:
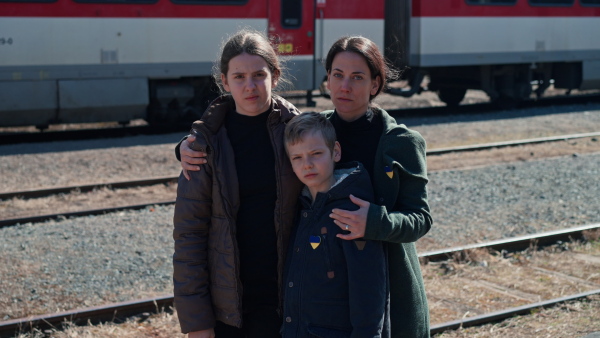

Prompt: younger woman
[{"left": 172, "top": 30, "right": 303, "bottom": 338}]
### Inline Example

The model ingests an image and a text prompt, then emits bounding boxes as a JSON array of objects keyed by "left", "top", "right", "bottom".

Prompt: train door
[{"left": 268, "top": 0, "right": 317, "bottom": 93}]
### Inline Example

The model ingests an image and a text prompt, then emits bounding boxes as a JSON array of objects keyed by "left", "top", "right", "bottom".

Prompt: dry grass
[
  {"left": 14, "top": 308, "right": 184, "bottom": 338},
  {"left": 435, "top": 295, "right": 600, "bottom": 337},
  {"left": 423, "top": 239, "right": 600, "bottom": 325}
]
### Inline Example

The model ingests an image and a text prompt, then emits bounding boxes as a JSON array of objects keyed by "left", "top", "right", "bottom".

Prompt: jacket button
[
  {"left": 286, "top": 317, "right": 292, "bottom": 323},
  {"left": 295, "top": 247, "right": 300, "bottom": 252},
  {"left": 288, "top": 282, "right": 293, "bottom": 287},
  {"left": 303, "top": 212, "right": 308, "bottom": 217},
  {"left": 379, "top": 197, "right": 384, "bottom": 202}
]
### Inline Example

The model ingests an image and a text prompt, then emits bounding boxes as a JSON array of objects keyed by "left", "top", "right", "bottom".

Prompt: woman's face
[
  {"left": 326, "top": 51, "right": 381, "bottom": 122},
  {"left": 221, "top": 53, "right": 278, "bottom": 116}
]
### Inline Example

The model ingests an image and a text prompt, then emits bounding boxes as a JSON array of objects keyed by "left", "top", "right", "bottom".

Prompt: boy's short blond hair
[{"left": 284, "top": 112, "right": 337, "bottom": 153}]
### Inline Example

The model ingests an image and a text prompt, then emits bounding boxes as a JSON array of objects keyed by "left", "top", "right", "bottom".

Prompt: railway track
[
  {"left": 1, "top": 131, "right": 598, "bottom": 229},
  {"left": 0, "top": 125, "right": 164, "bottom": 146},
  {"left": 1, "top": 223, "right": 598, "bottom": 337}
]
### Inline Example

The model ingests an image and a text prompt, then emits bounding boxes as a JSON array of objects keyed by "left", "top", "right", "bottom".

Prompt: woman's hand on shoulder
[
  {"left": 331, "top": 194, "right": 370, "bottom": 240},
  {"left": 188, "top": 328, "right": 215, "bottom": 338},
  {"left": 180, "top": 135, "right": 208, "bottom": 180}
]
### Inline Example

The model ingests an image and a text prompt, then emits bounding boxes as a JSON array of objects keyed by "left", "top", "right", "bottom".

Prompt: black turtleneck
[
  {"left": 329, "top": 109, "right": 383, "bottom": 182},
  {"left": 225, "top": 109, "right": 278, "bottom": 310}
]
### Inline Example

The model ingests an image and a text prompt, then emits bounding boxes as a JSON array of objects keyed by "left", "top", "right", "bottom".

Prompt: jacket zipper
[{"left": 266, "top": 111, "right": 286, "bottom": 315}]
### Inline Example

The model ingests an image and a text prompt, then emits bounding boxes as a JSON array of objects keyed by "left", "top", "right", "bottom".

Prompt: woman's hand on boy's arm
[
  {"left": 180, "top": 135, "right": 208, "bottom": 180},
  {"left": 331, "top": 194, "right": 369, "bottom": 240}
]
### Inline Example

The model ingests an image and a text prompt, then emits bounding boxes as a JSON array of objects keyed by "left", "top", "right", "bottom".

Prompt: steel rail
[
  {"left": 430, "top": 289, "right": 600, "bottom": 334},
  {"left": 0, "top": 125, "right": 158, "bottom": 145},
  {"left": 1, "top": 224, "right": 598, "bottom": 337},
  {"left": 427, "top": 131, "right": 600, "bottom": 155},
  {"left": 419, "top": 223, "right": 600, "bottom": 263},
  {"left": 0, "top": 176, "right": 177, "bottom": 200},
  {"left": 0, "top": 295, "right": 174, "bottom": 338},
  {"left": 2, "top": 131, "right": 598, "bottom": 203},
  {"left": 0, "top": 200, "right": 175, "bottom": 228}
]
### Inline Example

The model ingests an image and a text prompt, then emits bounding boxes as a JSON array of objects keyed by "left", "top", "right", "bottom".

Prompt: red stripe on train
[{"left": 414, "top": 0, "right": 600, "bottom": 17}]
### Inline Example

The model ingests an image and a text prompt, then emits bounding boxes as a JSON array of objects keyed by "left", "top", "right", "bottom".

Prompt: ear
[
  {"left": 221, "top": 73, "right": 230, "bottom": 92},
  {"left": 370, "top": 75, "right": 381, "bottom": 96},
  {"left": 272, "top": 69, "right": 280, "bottom": 89},
  {"left": 333, "top": 141, "right": 341, "bottom": 162}
]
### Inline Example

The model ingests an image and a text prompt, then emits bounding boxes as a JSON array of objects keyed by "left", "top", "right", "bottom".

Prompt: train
[{"left": 1, "top": 0, "right": 599, "bottom": 129}]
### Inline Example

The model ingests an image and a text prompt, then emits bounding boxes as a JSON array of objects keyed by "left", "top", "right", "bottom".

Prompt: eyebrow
[
  {"left": 332, "top": 67, "right": 366, "bottom": 75},
  {"left": 231, "top": 70, "right": 264, "bottom": 74}
]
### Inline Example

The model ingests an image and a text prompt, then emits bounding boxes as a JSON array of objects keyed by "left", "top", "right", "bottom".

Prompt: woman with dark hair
[
  {"left": 172, "top": 29, "right": 303, "bottom": 338},
  {"left": 323, "top": 36, "right": 432, "bottom": 338},
  {"left": 179, "top": 36, "right": 433, "bottom": 338}
]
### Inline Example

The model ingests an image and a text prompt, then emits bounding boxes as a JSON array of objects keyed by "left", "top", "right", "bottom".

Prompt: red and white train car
[
  {"left": 1, "top": 0, "right": 599, "bottom": 128},
  {"left": 400, "top": 0, "right": 600, "bottom": 106}
]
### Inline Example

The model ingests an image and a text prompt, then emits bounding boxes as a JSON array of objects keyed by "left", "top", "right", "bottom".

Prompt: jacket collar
[{"left": 200, "top": 94, "right": 300, "bottom": 135}]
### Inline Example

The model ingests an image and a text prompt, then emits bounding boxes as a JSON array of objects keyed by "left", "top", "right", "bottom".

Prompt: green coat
[{"left": 324, "top": 108, "right": 432, "bottom": 338}]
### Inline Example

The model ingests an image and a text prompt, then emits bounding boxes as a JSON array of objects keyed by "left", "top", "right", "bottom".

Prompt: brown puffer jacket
[{"left": 172, "top": 95, "right": 303, "bottom": 334}]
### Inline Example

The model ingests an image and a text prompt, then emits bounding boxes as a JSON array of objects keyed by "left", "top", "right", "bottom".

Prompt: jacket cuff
[
  {"left": 174, "top": 294, "right": 216, "bottom": 333},
  {"left": 364, "top": 203, "right": 386, "bottom": 241}
]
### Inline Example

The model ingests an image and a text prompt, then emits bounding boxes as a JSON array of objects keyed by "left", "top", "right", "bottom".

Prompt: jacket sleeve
[
  {"left": 172, "top": 143, "right": 215, "bottom": 333},
  {"left": 364, "top": 130, "right": 433, "bottom": 243},
  {"left": 343, "top": 238, "right": 387, "bottom": 338}
]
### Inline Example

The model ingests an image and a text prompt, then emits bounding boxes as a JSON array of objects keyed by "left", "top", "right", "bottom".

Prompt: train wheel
[{"left": 437, "top": 87, "right": 467, "bottom": 107}]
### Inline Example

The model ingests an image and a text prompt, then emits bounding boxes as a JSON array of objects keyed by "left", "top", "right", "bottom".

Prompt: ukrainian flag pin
[
  {"left": 384, "top": 166, "right": 393, "bottom": 179},
  {"left": 309, "top": 235, "right": 321, "bottom": 249}
]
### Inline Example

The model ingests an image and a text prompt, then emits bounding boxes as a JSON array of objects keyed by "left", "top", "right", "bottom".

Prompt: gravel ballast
[
  {"left": 1, "top": 153, "right": 599, "bottom": 321},
  {"left": 1, "top": 102, "right": 599, "bottom": 322}
]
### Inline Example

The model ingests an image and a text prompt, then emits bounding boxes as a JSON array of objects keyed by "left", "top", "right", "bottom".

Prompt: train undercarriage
[{"left": 389, "top": 61, "right": 588, "bottom": 108}]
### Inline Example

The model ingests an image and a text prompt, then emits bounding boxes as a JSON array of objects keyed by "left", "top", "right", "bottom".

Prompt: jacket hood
[{"left": 300, "top": 161, "right": 374, "bottom": 207}]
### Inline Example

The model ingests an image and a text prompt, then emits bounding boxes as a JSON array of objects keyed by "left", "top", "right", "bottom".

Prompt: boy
[{"left": 281, "top": 112, "right": 389, "bottom": 338}]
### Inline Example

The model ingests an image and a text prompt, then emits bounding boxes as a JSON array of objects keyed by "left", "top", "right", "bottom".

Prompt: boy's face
[{"left": 287, "top": 131, "right": 341, "bottom": 199}]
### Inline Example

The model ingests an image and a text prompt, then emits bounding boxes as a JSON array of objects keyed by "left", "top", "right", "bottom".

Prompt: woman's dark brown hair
[{"left": 325, "top": 36, "right": 395, "bottom": 101}]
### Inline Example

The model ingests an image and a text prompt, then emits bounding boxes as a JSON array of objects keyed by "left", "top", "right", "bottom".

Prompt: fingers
[
  {"left": 332, "top": 219, "right": 365, "bottom": 240},
  {"left": 336, "top": 232, "right": 362, "bottom": 240},
  {"left": 330, "top": 208, "right": 353, "bottom": 223},
  {"left": 349, "top": 194, "right": 370, "bottom": 208},
  {"left": 183, "top": 168, "right": 190, "bottom": 181},
  {"left": 182, "top": 154, "right": 207, "bottom": 166},
  {"left": 181, "top": 157, "right": 203, "bottom": 171},
  {"left": 330, "top": 209, "right": 360, "bottom": 228}
]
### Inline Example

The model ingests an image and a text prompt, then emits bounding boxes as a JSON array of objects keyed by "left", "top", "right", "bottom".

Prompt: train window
[
  {"left": 580, "top": 0, "right": 600, "bottom": 4},
  {"left": 529, "top": 0, "right": 574, "bottom": 5},
  {"left": 0, "top": 0, "right": 55, "bottom": 2},
  {"left": 170, "top": 0, "right": 248, "bottom": 4},
  {"left": 466, "top": 0, "right": 516, "bottom": 4},
  {"left": 281, "top": 0, "right": 302, "bottom": 28},
  {"left": 74, "top": 0, "right": 157, "bottom": 3}
]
